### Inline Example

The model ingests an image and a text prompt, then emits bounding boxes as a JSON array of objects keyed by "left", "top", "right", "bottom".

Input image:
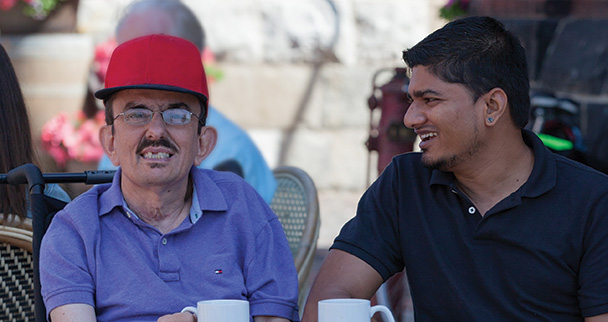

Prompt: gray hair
[{"left": 116, "top": 0, "right": 205, "bottom": 52}]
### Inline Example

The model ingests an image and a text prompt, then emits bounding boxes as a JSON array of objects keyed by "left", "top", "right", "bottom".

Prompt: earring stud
[{"left": 488, "top": 117, "right": 494, "bottom": 123}]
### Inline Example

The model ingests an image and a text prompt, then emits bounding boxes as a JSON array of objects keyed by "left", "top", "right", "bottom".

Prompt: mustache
[{"left": 136, "top": 138, "right": 178, "bottom": 155}]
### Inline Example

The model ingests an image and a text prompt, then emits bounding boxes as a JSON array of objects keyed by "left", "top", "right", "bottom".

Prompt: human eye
[
  {"left": 164, "top": 109, "right": 191, "bottom": 125},
  {"left": 424, "top": 97, "right": 440, "bottom": 105},
  {"left": 125, "top": 109, "right": 150, "bottom": 123}
]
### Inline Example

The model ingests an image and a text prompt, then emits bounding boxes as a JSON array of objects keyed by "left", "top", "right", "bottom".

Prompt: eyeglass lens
[{"left": 118, "top": 108, "right": 199, "bottom": 126}]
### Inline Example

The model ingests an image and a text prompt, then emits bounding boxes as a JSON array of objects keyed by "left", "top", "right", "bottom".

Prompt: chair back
[
  {"left": 0, "top": 220, "right": 35, "bottom": 322},
  {"left": 269, "top": 166, "right": 320, "bottom": 299}
]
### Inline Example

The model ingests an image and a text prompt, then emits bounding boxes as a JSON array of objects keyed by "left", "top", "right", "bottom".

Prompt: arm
[
  {"left": 301, "top": 249, "right": 384, "bottom": 322},
  {"left": 586, "top": 313, "right": 608, "bottom": 322},
  {"left": 50, "top": 303, "right": 96, "bottom": 322}
]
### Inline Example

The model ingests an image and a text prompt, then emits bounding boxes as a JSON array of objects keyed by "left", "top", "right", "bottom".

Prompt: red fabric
[{"left": 98, "top": 34, "right": 209, "bottom": 104}]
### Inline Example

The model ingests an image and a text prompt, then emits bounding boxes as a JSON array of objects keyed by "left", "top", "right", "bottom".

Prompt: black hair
[
  {"left": 0, "top": 43, "right": 36, "bottom": 220},
  {"left": 403, "top": 16, "right": 530, "bottom": 128}
]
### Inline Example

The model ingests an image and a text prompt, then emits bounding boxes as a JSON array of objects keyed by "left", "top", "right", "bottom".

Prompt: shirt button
[
  {"left": 468, "top": 207, "right": 476, "bottom": 214},
  {"left": 162, "top": 238, "right": 167, "bottom": 245}
]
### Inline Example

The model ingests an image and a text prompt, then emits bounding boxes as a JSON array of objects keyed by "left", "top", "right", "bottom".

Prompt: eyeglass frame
[
  {"left": 104, "top": 95, "right": 208, "bottom": 135},
  {"left": 112, "top": 108, "right": 205, "bottom": 127}
]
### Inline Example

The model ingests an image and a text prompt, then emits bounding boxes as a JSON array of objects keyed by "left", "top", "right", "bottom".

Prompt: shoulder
[
  {"left": 192, "top": 168, "right": 278, "bottom": 233},
  {"left": 554, "top": 154, "right": 608, "bottom": 193},
  {"left": 192, "top": 167, "right": 269, "bottom": 210},
  {"left": 54, "top": 184, "right": 110, "bottom": 226}
]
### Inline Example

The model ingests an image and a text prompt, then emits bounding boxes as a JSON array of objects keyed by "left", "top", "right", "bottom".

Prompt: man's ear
[
  {"left": 483, "top": 87, "right": 508, "bottom": 126},
  {"left": 99, "top": 125, "right": 120, "bottom": 166},
  {"left": 194, "top": 126, "right": 217, "bottom": 166}
]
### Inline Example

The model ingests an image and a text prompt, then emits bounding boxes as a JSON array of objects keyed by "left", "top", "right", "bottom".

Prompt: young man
[
  {"left": 302, "top": 16, "right": 608, "bottom": 322},
  {"left": 40, "top": 35, "right": 299, "bottom": 322}
]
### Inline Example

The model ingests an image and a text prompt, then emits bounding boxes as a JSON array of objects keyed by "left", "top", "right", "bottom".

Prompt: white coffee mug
[
  {"left": 318, "top": 298, "right": 395, "bottom": 322},
  {"left": 182, "top": 299, "right": 249, "bottom": 322}
]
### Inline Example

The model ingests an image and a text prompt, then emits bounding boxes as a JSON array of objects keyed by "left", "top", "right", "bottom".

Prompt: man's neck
[
  {"left": 122, "top": 177, "right": 194, "bottom": 234},
  {"left": 453, "top": 131, "right": 534, "bottom": 216}
]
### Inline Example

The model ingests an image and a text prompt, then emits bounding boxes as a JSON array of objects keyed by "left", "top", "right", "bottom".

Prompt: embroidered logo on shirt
[{"left": 214, "top": 269, "right": 223, "bottom": 274}]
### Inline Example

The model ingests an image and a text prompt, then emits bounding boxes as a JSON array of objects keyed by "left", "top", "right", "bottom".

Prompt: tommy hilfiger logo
[{"left": 214, "top": 269, "right": 223, "bottom": 274}]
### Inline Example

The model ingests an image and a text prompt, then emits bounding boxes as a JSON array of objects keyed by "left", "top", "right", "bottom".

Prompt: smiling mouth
[
  {"left": 142, "top": 152, "right": 172, "bottom": 159},
  {"left": 419, "top": 132, "right": 438, "bottom": 141}
]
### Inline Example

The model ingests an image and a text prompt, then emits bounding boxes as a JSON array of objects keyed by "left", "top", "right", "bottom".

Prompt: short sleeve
[
  {"left": 40, "top": 211, "right": 96, "bottom": 315},
  {"left": 245, "top": 217, "right": 300, "bottom": 321}
]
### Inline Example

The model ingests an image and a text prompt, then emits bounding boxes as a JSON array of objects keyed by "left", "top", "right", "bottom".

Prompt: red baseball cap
[{"left": 94, "top": 34, "right": 209, "bottom": 108}]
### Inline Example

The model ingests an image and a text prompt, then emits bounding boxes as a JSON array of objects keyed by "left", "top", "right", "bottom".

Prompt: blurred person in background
[
  {"left": 95, "top": 0, "right": 277, "bottom": 204},
  {"left": 0, "top": 42, "right": 70, "bottom": 223}
]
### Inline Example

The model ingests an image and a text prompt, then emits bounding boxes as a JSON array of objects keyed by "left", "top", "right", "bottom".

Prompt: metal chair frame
[{"left": 0, "top": 164, "right": 115, "bottom": 322}]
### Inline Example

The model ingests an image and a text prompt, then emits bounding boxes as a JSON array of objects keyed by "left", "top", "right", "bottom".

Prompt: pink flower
[
  {"left": 0, "top": 0, "right": 18, "bottom": 11},
  {"left": 93, "top": 38, "right": 117, "bottom": 82},
  {"left": 41, "top": 111, "right": 105, "bottom": 168}
]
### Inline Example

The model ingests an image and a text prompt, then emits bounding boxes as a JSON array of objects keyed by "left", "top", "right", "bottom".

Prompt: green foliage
[
  {"left": 439, "top": 0, "right": 469, "bottom": 21},
  {"left": 21, "top": 0, "right": 66, "bottom": 20}
]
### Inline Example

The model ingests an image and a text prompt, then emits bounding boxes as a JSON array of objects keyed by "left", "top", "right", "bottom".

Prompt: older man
[
  {"left": 40, "top": 35, "right": 299, "bottom": 322},
  {"left": 95, "top": 0, "right": 277, "bottom": 204},
  {"left": 302, "top": 16, "right": 608, "bottom": 322}
]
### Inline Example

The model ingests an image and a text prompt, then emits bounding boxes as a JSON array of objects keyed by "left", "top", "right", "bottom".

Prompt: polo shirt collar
[
  {"left": 98, "top": 166, "right": 229, "bottom": 218},
  {"left": 429, "top": 129, "right": 556, "bottom": 198}
]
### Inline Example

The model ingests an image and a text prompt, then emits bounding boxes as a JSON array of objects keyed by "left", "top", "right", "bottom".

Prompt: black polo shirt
[{"left": 333, "top": 130, "right": 608, "bottom": 321}]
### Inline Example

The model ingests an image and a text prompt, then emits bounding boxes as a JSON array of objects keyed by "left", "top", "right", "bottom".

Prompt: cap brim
[{"left": 95, "top": 84, "right": 208, "bottom": 106}]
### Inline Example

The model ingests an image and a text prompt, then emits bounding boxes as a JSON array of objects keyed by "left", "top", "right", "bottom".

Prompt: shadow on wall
[{"left": 277, "top": 0, "right": 340, "bottom": 165}]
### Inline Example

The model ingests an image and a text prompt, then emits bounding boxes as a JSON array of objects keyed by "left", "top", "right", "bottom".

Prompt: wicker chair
[
  {"left": 269, "top": 166, "right": 320, "bottom": 309},
  {"left": 0, "top": 219, "right": 35, "bottom": 322}
]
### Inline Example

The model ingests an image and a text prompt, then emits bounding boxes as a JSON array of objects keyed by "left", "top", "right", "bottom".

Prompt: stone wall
[{"left": 76, "top": 0, "right": 444, "bottom": 192}]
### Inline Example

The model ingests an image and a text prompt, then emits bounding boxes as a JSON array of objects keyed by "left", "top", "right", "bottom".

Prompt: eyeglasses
[{"left": 113, "top": 108, "right": 203, "bottom": 126}]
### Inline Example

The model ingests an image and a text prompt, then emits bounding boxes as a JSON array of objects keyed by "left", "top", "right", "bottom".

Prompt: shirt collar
[{"left": 99, "top": 166, "right": 229, "bottom": 219}]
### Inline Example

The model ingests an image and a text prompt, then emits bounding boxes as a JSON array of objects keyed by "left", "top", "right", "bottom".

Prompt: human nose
[
  {"left": 145, "top": 111, "right": 168, "bottom": 138},
  {"left": 403, "top": 101, "right": 426, "bottom": 129}
]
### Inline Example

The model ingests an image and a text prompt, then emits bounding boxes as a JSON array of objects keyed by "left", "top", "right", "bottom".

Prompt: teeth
[
  {"left": 419, "top": 132, "right": 437, "bottom": 141},
  {"left": 143, "top": 152, "right": 170, "bottom": 159}
]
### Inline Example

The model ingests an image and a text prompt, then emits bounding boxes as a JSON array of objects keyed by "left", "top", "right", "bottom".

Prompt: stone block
[
  {"left": 317, "top": 188, "right": 363, "bottom": 247},
  {"left": 1, "top": 34, "right": 94, "bottom": 135},
  {"left": 280, "top": 128, "right": 369, "bottom": 191},
  {"left": 208, "top": 63, "right": 325, "bottom": 129},
  {"left": 249, "top": 128, "right": 283, "bottom": 169},
  {"left": 353, "top": 0, "right": 432, "bottom": 63},
  {"left": 76, "top": 0, "right": 129, "bottom": 39},
  {"left": 316, "top": 64, "right": 383, "bottom": 129}
]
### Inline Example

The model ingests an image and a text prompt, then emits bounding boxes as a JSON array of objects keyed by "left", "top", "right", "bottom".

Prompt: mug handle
[
  {"left": 181, "top": 306, "right": 197, "bottom": 315},
  {"left": 370, "top": 304, "right": 396, "bottom": 322}
]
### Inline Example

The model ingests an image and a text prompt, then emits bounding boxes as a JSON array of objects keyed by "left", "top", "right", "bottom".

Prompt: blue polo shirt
[
  {"left": 333, "top": 130, "right": 608, "bottom": 321},
  {"left": 40, "top": 167, "right": 299, "bottom": 321}
]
